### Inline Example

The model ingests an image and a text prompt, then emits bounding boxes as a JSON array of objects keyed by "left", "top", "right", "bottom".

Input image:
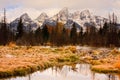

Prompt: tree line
[{"left": 0, "top": 9, "right": 120, "bottom": 47}]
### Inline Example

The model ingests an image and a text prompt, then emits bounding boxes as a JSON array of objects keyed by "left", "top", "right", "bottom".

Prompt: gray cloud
[
  {"left": 0, "top": 0, "right": 115, "bottom": 10},
  {"left": 0, "top": 0, "right": 119, "bottom": 22}
]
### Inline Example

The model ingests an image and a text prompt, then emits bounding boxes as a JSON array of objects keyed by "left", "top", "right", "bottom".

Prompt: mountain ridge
[{"left": 10, "top": 8, "right": 108, "bottom": 32}]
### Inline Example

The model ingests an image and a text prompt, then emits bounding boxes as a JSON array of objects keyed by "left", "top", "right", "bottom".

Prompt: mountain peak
[
  {"left": 81, "top": 9, "right": 90, "bottom": 12},
  {"left": 36, "top": 12, "right": 48, "bottom": 25},
  {"left": 11, "top": 12, "right": 39, "bottom": 32},
  {"left": 52, "top": 7, "right": 69, "bottom": 22},
  {"left": 20, "top": 13, "right": 32, "bottom": 22},
  {"left": 80, "top": 9, "right": 91, "bottom": 15},
  {"left": 37, "top": 12, "right": 48, "bottom": 20},
  {"left": 59, "top": 7, "right": 69, "bottom": 14},
  {"left": 60, "top": 7, "right": 68, "bottom": 11},
  {"left": 40, "top": 12, "right": 48, "bottom": 16},
  {"left": 80, "top": 9, "right": 91, "bottom": 20},
  {"left": 20, "top": 13, "right": 29, "bottom": 18}
]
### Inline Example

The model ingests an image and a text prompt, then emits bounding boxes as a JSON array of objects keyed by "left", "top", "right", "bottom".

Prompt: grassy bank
[
  {"left": 91, "top": 65, "right": 120, "bottom": 73},
  {"left": 1, "top": 45, "right": 120, "bottom": 78},
  {"left": 0, "top": 46, "right": 79, "bottom": 78},
  {"left": 90, "top": 48, "right": 120, "bottom": 73},
  {"left": 70, "top": 46, "right": 120, "bottom": 73}
]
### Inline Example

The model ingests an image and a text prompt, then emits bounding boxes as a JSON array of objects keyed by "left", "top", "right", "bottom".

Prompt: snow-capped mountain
[
  {"left": 71, "top": 9, "right": 108, "bottom": 31},
  {"left": 10, "top": 13, "right": 39, "bottom": 32},
  {"left": 36, "top": 8, "right": 107, "bottom": 31},
  {"left": 80, "top": 10, "right": 91, "bottom": 20},
  {"left": 36, "top": 12, "right": 48, "bottom": 26},
  {"left": 51, "top": 7, "right": 69, "bottom": 23},
  {"left": 11, "top": 8, "right": 108, "bottom": 32}
]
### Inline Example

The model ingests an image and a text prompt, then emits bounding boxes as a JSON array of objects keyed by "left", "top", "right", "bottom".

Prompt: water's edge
[{"left": 3, "top": 64, "right": 120, "bottom": 80}]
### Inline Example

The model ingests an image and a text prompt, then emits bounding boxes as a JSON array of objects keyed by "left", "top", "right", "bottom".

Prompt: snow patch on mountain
[
  {"left": 36, "top": 12, "right": 49, "bottom": 26},
  {"left": 37, "top": 8, "right": 107, "bottom": 31},
  {"left": 10, "top": 13, "right": 39, "bottom": 32},
  {"left": 11, "top": 8, "right": 108, "bottom": 32}
]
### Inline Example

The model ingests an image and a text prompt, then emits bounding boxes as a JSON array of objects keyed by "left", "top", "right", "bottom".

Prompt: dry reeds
[{"left": 0, "top": 46, "right": 79, "bottom": 78}]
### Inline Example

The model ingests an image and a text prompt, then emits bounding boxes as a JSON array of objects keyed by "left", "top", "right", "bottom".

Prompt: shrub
[
  {"left": 8, "top": 42, "right": 16, "bottom": 47},
  {"left": 68, "top": 46, "right": 76, "bottom": 53},
  {"left": 69, "top": 55, "right": 79, "bottom": 62}
]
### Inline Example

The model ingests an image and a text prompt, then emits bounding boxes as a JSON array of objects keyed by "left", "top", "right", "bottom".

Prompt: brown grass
[
  {"left": 0, "top": 46, "right": 79, "bottom": 78},
  {"left": 91, "top": 64, "right": 120, "bottom": 73},
  {"left": 7, "top": 42, "right": 17, "bottom": 47},
  {"left": 91, "top": 49, "right": 120, "bottom": 73}
]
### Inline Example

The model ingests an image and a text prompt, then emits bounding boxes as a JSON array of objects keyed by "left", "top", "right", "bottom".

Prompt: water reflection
[{"left": 2, "top": 64, "right": 120, "bottom": 80}]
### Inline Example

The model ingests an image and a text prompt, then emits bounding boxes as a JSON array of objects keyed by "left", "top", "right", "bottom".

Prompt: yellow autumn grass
[
  {"left": 110, "top": 48, "right": 120, "bottom": 54},
  {"left": 91, "top": 49, "right": 120, "bottom": 73},
  {"left": 0, "top": 46, "right": 79, "bottom": 78},
  {"left": 91, "top": 64, "right": 119, "bottom": 73},
  {"left": 113, "top": 55, "right": 120, "bottom": 69}
]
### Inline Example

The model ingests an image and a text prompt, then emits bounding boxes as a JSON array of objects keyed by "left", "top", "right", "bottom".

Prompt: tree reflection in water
[{"left": 4, "top": 64, "right": 120, "bottom": 80}]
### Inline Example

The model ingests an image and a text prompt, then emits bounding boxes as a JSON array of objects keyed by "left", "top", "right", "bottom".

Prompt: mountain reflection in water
[{"left": 4, "top": 64, "right": 120, "bottom": 80}]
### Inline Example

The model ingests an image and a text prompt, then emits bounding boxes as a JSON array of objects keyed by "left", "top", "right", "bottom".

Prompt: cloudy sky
[{"left": 0, "top": 0, "right": 120, "bottom": 22}]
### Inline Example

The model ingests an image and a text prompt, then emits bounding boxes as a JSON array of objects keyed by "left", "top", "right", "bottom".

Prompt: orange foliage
[
  {"left": 7, "top": 42, "right": 16, "bottom": 47},
  {"left": 114, "top": 62, "right": 120, "bottom": 69}
]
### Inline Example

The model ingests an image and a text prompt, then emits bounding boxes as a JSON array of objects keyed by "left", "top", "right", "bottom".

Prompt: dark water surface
[{"left": 2, "top": 64, "right": 120, "bottom": 80}]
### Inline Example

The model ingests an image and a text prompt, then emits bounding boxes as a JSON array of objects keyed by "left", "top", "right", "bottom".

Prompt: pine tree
[
  {"left": 62, "top": 27, "right": 66, "bottom": 43},
  {"left": 42, "top": 24, "right": 49, "bottom": 44},
  {"left": 0, "top": 8, "right": 8, "bottom": 45},
  {"left": 79, "top": 27, "right": 83, "bottom": 45},
  {"left": 103, "top": 22, "right": 109, "bottom": 34},
  {"left": 35, "top": 27, "right": 42, "bottom": 44},
  {"left": 16, "top": 17, "right": 24, "bottom": 40},
  {"left": 118, "top": 30, "right": 120, "bottom": 46},
  {"left": 70, "top": 23, "right": 77, "bottom": 45}
]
